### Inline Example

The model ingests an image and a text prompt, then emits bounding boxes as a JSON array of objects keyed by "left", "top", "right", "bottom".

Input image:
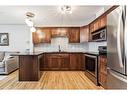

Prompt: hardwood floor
[{"left": 0, "top": 70, "right": 103, "bottom": 89}]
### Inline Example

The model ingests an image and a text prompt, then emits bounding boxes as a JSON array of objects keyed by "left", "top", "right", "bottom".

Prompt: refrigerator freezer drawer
[{"left": 107, "top": 68, "right": 127, "bottom": 89}]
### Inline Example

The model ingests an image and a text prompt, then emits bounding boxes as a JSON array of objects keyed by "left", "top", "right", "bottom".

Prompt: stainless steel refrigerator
[{"left": 107, "top": 6, "right": 127, "bottom": 89}]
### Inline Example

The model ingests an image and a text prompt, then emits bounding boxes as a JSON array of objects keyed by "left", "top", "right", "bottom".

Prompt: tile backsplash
[
  {"left": 88, "top": 41, "right": 107, "bottom": 52},
  {"left": 34, "top": 37, "right": 107, "bottom": 52},
  {"left": 34, "top": 37, "right": 89, "bottom": 52}
]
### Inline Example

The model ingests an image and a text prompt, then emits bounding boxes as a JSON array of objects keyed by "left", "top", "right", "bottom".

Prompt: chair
[{"left": 0, "top": 52, "right": 19, "bottom": 74}]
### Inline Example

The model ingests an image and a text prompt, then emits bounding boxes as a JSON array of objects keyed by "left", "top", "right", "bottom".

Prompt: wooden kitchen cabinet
[
  {"left": 39, "top": 54, "right": 44, "bottom": 71},
  {"left": 80, "top": 25, "right": 89, "bottom": 42},
  {"left": 43, "top": 53, "right": 70, "bottom": 70},
  {"left": 42, "top": 53, "right": 83, "bottom": 71},
  {"left": 98, "top": 55, "right": 107, "bottom": 88},
  {"left": 60, "top": 54, "right": 70, "bottom": 70},
  {"left": 89, "top": 15, "right": 107, "bottom": 41},
  {"left": 51, "top": 27, "right": 68, "bottom": 37},
  {"left": 32, "top": 27, "right": 51, "bottom": 44},
  {"left": 68, "top": 27, "right": 80, "bottom": 43},
  {"left": 43, "top": 54, "right": 60, "bottom": 70},
  {"left": 100, "top": 15, "right": 107, "bottom": 28},
  {"left": 70, "top": 54, "right": 83, "bottom": 70},
  {"left": 32, "top": 32, "right": 40, "bottom": 44},
  {"left": 93, "top": 19, "right": 100, "bottom": 31},
  {"left": 89, "top": 15, "right": 107, "bottom": 33}
]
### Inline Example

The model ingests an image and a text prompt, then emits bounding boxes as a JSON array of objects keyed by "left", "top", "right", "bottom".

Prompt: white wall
[{"left": 0, "top": 25, "right": 31, "bottom": 52}]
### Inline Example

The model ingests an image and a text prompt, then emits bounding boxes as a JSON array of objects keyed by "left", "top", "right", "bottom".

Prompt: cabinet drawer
[{"left": 48, "top": 54, "right": 69, "bottom": 58}]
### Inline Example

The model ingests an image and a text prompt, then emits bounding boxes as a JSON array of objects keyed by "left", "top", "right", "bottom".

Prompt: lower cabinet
[
  {"left": 42, "top": 54, "right": 70, "bottom": 70},
  {"left": 41, "top": 53, "right": 83, "bottom": 71},
  {"left": 98, "top": 55, "right": 107, "bottom": 88},
  {"left": 70, "top": 54, "right": 83, "bottom": 70}
]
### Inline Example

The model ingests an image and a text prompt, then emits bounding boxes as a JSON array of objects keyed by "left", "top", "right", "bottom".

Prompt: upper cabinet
[
  {"left": 80, "top": 25, "right": 89, "bottom": 42},
  {"left": 32, "top": 16, "right": 107, "bottom": 44},
  {"left": 68, "top": 27, "right": 80, "bottom": 43},
  {"left": 89, "top": 15, "right": 107, "bottom": 33},
  {"left": 89, "top": 15, "right": 107, "bottom": 41},
  {"left": 51, "top": 27, "right": 68, "bottom": 37},
  {"left": 100, "top": 15, "right": 107, "bottom": 28},
  {"left": 32, "top": 27, "right": 51, "bottom": 44}
]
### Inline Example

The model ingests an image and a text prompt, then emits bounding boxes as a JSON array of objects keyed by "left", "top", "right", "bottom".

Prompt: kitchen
[
  {"left": 0, "top": 5, "right": 127, "bottom": 90},
  {"left": 11, "top": 5, "right": 111, "bottom": 89}
]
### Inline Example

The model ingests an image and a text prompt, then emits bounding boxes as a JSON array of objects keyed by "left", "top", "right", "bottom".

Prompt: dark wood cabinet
[
  {"left": 80, "top": 25, "right": 89, "bottom": 42},
  {"left": 43, "top": 53, "right": 70, "bottom": 70},
  {"left": 70, "top": 54, "right": 83, "bottom": 70},
  {"left": 89, "top": 15, "right": 107, "bottom": 41},
  {"left": 98, "top": 55, "right": 107, "bottom": 88},
  {"left": 68, "top": 27, "right": 80, "bottom": 43},
  {"left": 39, "top": 54, "right": 44, "bottom": 71},
  {"left": 32, "top": 32, "right": 40, "bottom": 44},
  {"left": 16, "top": 54, "right": 43, "bottom": 81},
  {"left": 33, "top": 27, "right": 82, "bottom": 44},
  {"left": 51, "top": 27, "right": 68, "bottom": 37},
  {"left": 32, "top": 27, "right": 51, "bottom": 44},
  {"left": 41, "top": 53, "right": 83, "bottom": 71},
  {"left": 100, "top": 15, "right": 107, "bottom": 28}
]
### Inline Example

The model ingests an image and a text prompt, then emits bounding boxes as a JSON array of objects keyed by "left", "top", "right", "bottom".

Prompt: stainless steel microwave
[{"left": 91, "top": 28, "right": 107, "bottom": 41}]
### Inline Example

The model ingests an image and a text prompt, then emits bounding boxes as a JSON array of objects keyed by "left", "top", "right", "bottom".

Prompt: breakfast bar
[{"left": 12, "top": 52, "right": 43, "bottom": 81}]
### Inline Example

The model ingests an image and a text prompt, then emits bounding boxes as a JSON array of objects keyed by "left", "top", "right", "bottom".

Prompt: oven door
[{"left": 85, "top": 54, "right": 98, "bottom": 77}]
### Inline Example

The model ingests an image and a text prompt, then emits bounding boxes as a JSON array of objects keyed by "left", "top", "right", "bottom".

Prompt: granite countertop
[
  {"left": 11, "top": 51, "right": 106, "bottom": 56},
  {"left": 44, "top": 51, "right": 85, "bottom": 54},
  {"left": 11, "top": 52, "right": 44, "bottom": 56}
]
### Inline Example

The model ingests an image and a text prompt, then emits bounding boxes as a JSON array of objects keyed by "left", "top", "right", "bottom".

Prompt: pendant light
[{"left": 25, "top": 12, "right": 36, "bottom": 32}]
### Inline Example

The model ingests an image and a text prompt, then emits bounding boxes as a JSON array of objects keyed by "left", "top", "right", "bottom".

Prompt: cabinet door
[
  {"left": 39, "top": 54, "right": 44, "bottom": 71},
  {"left": 60, "top": 55, "right": 70, "bottom": 70},
  {"left": 89, "top": 23, "right": 94, "bottom": 33},
  {"left": 100, "top": 15, "right": 107, "bottom": 28},
  {"left": 32, "top": 32, "right": 41, "bottom": 44},
  {"left": 46, "top": 54, "right": 60, "bottom": 70},
  {"left": 43, "top": 54, "right": 50, "bottom": 70},
  {"left": 94, "top": 19, "right": 100, "bottom": 31},
  {"left": 80, "top": 25, "right": 89, "bottom": 42},
  {"left": 70, "top": 54, "right": 82, "bottom": 70},
  {"left": 48, "top": 57, "right": 60, "bottom": 70},
  {"left": 51, "top": 27, "right": 68, "bottom": 37},
  {"left": 68, "top": 28, "right": 80, "bottom": 43},
  {"left": 98, "top": 56, "right": 107, "bottom": 87},
  {"left": 32, "top": 28, "right": 51, "bottom": 44},
  {"left": 39, "top": 28, "right": 51, "bottom": 43}
]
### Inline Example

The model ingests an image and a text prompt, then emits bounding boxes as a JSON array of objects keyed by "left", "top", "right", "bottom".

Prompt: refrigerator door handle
[
  {"left": 117, "top": 7, "right": 124, "bottom": 68},
  {"left": 122, "top": 6, "right": 126, "bottom": 65},
  {"left": 108, "top": 68, "right": 127, "bottom": 83}
]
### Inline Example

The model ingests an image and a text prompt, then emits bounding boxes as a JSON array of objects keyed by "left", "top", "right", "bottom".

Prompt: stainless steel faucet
[{"left": 58, "top": 45, "right": 61, "bottom": 52}]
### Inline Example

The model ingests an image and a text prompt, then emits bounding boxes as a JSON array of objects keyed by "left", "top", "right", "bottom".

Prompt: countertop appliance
[
  {"left": 91, "top": 28, "right": 107, "bottom": 42},
  {"left": 107, "top": 6, "right": 127, "bottom": 89},
  {"left": 85, "top": 53, "right": 99, "bottom": 85}
]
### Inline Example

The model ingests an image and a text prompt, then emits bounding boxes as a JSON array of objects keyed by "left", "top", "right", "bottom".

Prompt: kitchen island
[
  {"left": 12, "top": 52, "right": 43, "bottom": 81},
  {"left": 12, "top": 52, "right": 86, "bottom": 81}
]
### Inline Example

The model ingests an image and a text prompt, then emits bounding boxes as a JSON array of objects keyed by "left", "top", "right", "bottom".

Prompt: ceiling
[{"left": 0, "top": 6, "right": 110, "bottom": 27}]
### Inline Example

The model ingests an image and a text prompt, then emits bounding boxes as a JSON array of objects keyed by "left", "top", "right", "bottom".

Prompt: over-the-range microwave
[{"left": 91, "top": 28, "right": 107, "bottom": 41}]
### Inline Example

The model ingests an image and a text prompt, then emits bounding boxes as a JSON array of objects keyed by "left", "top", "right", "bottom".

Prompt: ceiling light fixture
[
  {"left": 60, "top": 5, "right": 72, "bottom": 14},
  {"left": 30, "top": 27, "right": 36, "bottom": 32},
  {"left": 25, "top": 12, "right": 36, "bottom": 32},
  {"left": 25, "top": 18, "right": 34, "bottom": 27}
]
